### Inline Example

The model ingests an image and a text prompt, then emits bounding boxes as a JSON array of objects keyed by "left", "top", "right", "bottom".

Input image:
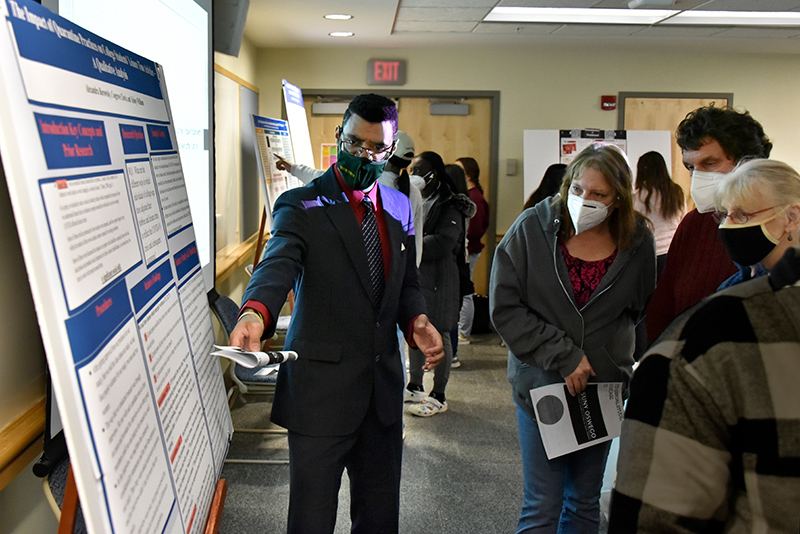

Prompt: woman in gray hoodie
[{"left": 490, "top": 144, "right": 656, "bottom": 534}]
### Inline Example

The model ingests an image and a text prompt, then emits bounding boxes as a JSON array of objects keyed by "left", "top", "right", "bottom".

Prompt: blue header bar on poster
[
  {"left": 253, "top": 115, "right": 289, "bottom": 134},
  {"left": 147, "top": 124, "right": 173, "bottom": 151},
  {"left": 173, "top": 242, "right": 199, "bottom": 281},
  {"left": 120, "top": 124, "right": 148, "bottom": 154},
  {"left": 35, "top": 112, "right": 112, "bottom": 169},
  {"left": 130, "top": 259, "right": 173, "bottom": 314},
  {"left": 66, "top": 279, "right": 132, "bottom": 366}
]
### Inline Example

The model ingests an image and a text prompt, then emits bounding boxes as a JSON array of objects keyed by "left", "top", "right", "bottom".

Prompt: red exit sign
[{"left": 367, "top": 59, "right": 406, "bottom": 86}]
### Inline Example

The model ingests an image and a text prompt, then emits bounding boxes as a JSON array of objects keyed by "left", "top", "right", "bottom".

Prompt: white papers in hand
[
  {"left": 529, "top": 382, "right": 624, "bottom": 460},
  {"left": 211, "top": 345, "right": 297, "bottom": 369}
]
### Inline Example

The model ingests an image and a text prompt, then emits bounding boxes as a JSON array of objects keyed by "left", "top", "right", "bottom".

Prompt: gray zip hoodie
[{"left": 490, "top": 195, "right": 656, "bottom": 418}]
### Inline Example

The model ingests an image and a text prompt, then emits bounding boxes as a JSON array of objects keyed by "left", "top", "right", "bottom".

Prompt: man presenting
[{"left": 229, "top": 93, "right": 444, "bottom": 534}]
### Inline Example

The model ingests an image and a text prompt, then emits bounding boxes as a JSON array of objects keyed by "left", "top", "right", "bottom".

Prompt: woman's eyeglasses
[{"left": 713, "top": 205, "right": 779, "bottom": 225}]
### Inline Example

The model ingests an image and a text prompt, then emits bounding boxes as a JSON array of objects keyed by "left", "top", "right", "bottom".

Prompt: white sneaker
[
  {"left": 407, "top": 397, "right": 448, "bottom": 417},
  {"left": 458, "top": 334, "right": 471, "bottom": 345},
  {"left": 404, "top": 388, "right": 426, "bottom": 403}
]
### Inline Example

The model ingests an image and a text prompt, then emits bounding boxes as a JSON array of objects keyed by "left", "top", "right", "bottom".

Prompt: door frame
[{"left": 298, "top": 89, "right": 501, "bottom": 294}]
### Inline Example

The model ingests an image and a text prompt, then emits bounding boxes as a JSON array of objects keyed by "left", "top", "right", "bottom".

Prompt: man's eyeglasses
[
  {"left": 339, "top": 134, "right": 395, "bottom": 162},
  {"left": 713, "top": 205, "right": 780, "bottom": 225}
]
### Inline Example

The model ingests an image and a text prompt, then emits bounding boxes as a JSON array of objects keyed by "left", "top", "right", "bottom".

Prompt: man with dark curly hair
[{"left": 645, "top": 105, "right": 772, "bottom": 343}]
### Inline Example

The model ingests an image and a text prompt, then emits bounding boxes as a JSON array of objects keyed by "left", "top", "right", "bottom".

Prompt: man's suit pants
[{"left": 286, "top": 400, "right": 403, "bottom": 534}]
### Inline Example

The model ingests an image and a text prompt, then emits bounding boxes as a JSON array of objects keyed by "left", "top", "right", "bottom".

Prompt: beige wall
[
  {"left": 214, "top": 38, "right": 260, "bottom": 304},
  {"left": 250, "top": 44, "right": 800, "bottom": 232}
]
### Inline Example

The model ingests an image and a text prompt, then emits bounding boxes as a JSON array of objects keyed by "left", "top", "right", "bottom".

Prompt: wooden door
[
  {"left": 305, "top": 97, "right": 494, "bottom": 294},
  {"left": 622, "top": 95, "right": 730, "bottom": 209}
]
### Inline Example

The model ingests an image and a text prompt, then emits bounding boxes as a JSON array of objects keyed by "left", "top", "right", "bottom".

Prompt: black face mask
[{"left": 718, "top": 224, "right": 779, "bottom": 267}]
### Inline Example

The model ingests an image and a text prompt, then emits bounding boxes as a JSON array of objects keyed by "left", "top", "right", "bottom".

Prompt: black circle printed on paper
[{"left": 536, "top": 395, "right": 564, "bottom": 425}]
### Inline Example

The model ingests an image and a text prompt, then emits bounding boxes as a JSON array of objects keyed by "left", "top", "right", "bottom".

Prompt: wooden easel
[{"left": 58, "top": 463, "right": 227, "bottom": 534}]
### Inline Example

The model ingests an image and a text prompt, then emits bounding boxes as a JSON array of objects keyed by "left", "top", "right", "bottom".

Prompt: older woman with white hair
[{"left": 715, "top": 159, "right": 800, "bottom": 288}]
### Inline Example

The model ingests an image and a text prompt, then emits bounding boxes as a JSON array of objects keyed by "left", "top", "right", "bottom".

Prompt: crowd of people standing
[{"left": 228, "top": 94, "right": 800, "bottom": 533}]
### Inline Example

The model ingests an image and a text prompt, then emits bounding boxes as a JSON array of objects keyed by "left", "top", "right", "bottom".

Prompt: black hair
[
  {"left": 676, "top": 105, "right": 772, "bottom": 162},
  {"left": 342, "top": 93, "right": 398, "bottom": 136},
  {"left": 416, "top": 151, "right": 450, "bottom": 191},
  {"left": 635, "top": 151, "right": 685, "bottom": 220},
  {"left": 456, "top": 157, "right": 482, "bottom": 193},
  {"left": 524, "top": 163, "right": 566, "bottom": 210},
  {"left": 446, "top": 164, "right": 469, "bottom": 196}
]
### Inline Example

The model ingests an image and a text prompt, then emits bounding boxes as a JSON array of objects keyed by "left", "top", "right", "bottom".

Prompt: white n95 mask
[
  {"left": 567, "top": 193, "right": 610, "bottom": 234},
  {"left": 690, "top": 170, "right": 725, "bottom": 213},
  {"left": 409, "top": 174, "right": 427, "bottom": 191}
]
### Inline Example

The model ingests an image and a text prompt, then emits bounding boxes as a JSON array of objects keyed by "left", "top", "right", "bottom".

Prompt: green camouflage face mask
[{"left": 337, "top": 144, "right": 387, "bottom": 191}]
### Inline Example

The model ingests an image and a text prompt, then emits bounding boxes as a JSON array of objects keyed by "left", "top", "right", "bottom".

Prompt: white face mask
[
  {"left": 690, "top": 170, "right": 726, "bottom": 213},
  {"left": 409, "top": 173, "right": 427, "bottom": 191},
  {"left": 567, "top": 193, "right": 611, "bottom": 234}
]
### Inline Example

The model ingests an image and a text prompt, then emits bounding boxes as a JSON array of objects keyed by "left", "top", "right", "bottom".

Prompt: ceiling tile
[
  {"left": 635, "top": 25, "right": 731, "bottom": 38},
  {"left": 473, "top": 21, "right": 564, "bottom": 34},
  {"left": 401, "top": 0, "right": 496, "bottom": 6},
  {"left": 551, "top": 23, "right": 646, "bottom": 36},
  {"left": 712, "top": 26, "right": 800, "bottom": 38},
  {"left": 397, "top": 7, "right": 493, "bottom": 22},
  {"left": 694, "top": 0, "right": 800, "bottom": 11},
  {"left": 497, "top": 0, "right": 604, "bottom": 6},
  {"left": 394, "top": 20, "right": 481, "bottom": 32}
]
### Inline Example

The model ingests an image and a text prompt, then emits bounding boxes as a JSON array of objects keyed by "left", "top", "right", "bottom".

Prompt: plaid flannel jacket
[{"left": 609, "top": 276, "right": 800, "bottom": 533}]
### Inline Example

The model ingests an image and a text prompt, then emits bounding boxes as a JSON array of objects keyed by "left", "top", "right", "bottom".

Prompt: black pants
[{"left": 286, "top": 402, "right": 403, "bottom": 534}]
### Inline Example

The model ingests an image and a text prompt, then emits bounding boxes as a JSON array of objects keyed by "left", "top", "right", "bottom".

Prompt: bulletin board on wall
[{"left": 523, "top": 129, "right": 672, "bottom": 200}]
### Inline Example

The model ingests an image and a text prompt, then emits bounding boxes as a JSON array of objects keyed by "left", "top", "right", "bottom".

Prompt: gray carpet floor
[{"left": 219, "top": 331, "right": 523, "bottom": 533}]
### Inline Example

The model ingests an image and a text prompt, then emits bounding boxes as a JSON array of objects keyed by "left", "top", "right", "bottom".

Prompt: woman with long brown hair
[{"left": 634, "top": 151, "right": 686, "bottom": 277}]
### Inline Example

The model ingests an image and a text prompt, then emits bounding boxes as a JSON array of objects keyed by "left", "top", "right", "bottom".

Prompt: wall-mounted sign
[{"left": 367, "top": 59, "right": 407, "bottom": 86}]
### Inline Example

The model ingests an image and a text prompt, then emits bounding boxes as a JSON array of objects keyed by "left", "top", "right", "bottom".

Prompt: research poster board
[
  {"left": 523, "top": 129, "right": 671, "bottom": 201},
  {"left": 0, "top": 1, "right": 231, "bottom": 533},
  {"left": 560, "top": 129, "right": 627, "bottom": 165},
  {"left": 282, "top": 79, "right": 315, "bottom": 169},
  {"left": 252, "top": 115, "right": 300, "bottom": 229}
]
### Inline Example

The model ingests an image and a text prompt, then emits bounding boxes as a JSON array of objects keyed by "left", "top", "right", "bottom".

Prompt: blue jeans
[{"left": 516, "top": 404, "right": 611, "bottom": 534}]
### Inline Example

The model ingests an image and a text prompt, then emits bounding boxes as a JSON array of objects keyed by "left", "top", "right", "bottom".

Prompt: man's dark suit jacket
[{"left": 243, "top": 167, "right": 425, "bottom": 436}]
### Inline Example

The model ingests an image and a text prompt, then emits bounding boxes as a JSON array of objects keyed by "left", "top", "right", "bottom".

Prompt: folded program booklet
[
  {"left": 529, "top": 382, "right": 624, "bottom": 459},
  {"left": 211, "top": 345, "right": 298, "bottom": 368}
]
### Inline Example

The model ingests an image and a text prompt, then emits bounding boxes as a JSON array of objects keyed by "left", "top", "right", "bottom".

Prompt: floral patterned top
[{"left": 560, "top": 242, "right": 617, "bottom": 308}]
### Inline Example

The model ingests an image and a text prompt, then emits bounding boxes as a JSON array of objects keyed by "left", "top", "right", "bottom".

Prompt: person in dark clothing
[{"left": 405, "top": 152, "right": 475, "bottom": 416}]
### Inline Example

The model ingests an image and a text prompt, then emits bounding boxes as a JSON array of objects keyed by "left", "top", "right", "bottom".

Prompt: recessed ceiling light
[
  {"left": 668, "top": 10, "right": 800, "bottom": 26},
  {"left": 483, "top": 6, "right": 800, "bottom": 27},
  {"left": 324, "top": 14, "right": 353, "bottom": 21},
  {"left": 484, "top": 7, "right": 675, "bottom": 25},
  {"left": 329, "top": 31, "right": 354, "bottom": 38}
]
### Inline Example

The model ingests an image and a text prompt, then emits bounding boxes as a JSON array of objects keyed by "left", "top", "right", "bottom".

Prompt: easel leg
[
  {"left": 57, "top": 463, "right": 78, "bottom": 534},
  {"left": 204, "top": 478, "right": 228, "bottom": 534}
]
